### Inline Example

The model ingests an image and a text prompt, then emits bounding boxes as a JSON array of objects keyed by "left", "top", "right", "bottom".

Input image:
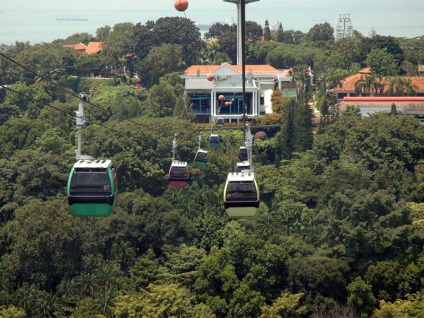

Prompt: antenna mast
[{"left": 336, "top": 14, "right": 354, "bottom": 41}]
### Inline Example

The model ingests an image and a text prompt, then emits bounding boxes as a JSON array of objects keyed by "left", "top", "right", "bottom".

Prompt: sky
[{"left": 1, "top": 0, "right": 424, "bottom": 43}]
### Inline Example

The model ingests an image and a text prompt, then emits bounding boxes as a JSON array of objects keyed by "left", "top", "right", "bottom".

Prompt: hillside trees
[
  {"left": 1, "top": 20, "right": 424, "bottom": 318},
  {"left": 306, "top": 22, "right": 335, "bottom": 47},
  {"left": 137, "top": 43, "right": 186, "bottom": 88},
  {"left": 132, "top": 17, "right": 204, "bottom": 71}
]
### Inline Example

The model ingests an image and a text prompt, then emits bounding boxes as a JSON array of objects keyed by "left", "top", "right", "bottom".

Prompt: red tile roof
[
  {"left": 334, "top": 69, "right": 424, "bottom": 93},
  {"left": 63, "top": 43, "right": 86, "bottom": 51},
  {"left": 184, "top": 63, "right": 290, "bottom": 76},
  {"left": 74, "top": 43, "right": 87, "bottom": 51},
  {"left": 85, "top": 42, "right": 103, "bottom": 54}
]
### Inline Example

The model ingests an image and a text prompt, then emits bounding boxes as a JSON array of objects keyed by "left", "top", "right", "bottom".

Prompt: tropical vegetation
[{"left": 0, "top": 15, "right": 423, "bottom": 318}]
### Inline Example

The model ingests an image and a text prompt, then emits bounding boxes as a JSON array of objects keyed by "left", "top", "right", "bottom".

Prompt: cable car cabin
[
  {"left": 169, "top": 161, "right": 189, "bottom": 187},
  {"left": 238, "top": 146, "right": 248, "bottom": 161},
  {"left": 224, "top": 171, "right": 259, "bottom": 217},
  {"left": 195, "top": 149, "right": 208, "bottom": 166},
  {"left": 67, "top": 159, "right": 118, "bottom": 217},
  {"left": 209, "top": 134, "right": 220, "bottom": 147},
  {"left": 235, "top": 161, "right": 251, "bottom": 173},
  {"left": 216, "top": 117, "right": 224, "bottom": 127}
]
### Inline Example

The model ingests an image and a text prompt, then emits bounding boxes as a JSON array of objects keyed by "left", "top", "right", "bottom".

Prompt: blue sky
[{"left": 2, "top": 0, "right": 424, "bottom": 39}]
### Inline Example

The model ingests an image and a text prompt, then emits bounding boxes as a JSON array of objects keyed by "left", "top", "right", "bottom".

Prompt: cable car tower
[
  {"left": 223, "top": 0, "right": 259, "bottom": 65},
  {"left": 335, "top": 14, "right": 354, "bottom": 41}
]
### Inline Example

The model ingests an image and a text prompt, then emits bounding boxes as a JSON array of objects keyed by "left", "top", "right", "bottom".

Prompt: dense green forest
[{"left": 0, "top": 16, "right": 424, "bottom": 318}]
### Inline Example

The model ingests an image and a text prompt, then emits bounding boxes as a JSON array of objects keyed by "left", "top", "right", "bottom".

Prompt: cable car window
[
  {"left": 235, "top": 164, "right": 250, "bottom": 173},
  {"left": 197, "top": 152, "right": 208, "bottom": 160},
  {"left": 170, "top": 167, "right": 188, "bottom": 177},
  {"left": 70, "top": 168, "right": 111, "bottom": 194},
  {"left": 226, "top": 181, "right": 257, "bottom": 200}
]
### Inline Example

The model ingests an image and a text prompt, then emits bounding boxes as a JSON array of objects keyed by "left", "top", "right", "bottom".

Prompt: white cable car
[
  {"left": 235, "top": 161, "right": 252, "bottom": 173},
  {"left": 223, "top": 171, "right": 259, "bottom": 217}
]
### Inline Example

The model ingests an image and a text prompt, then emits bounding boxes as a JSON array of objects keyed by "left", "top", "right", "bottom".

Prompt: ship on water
[{"left": 56, "top": 16, "right": 88, "bottom": 21}]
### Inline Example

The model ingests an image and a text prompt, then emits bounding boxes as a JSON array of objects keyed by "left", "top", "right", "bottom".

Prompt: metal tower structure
[
  {"left": 223, "top": 0, "right": 259, "bottom": 65},
  {"left": 335, "top": 14, "right": 354, "bottom": 41}
]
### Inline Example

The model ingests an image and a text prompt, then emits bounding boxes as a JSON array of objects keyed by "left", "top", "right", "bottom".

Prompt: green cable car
[
  {"left": 195, "top": 149, "right": 208, "bottom": 166},
  {"left": 194, "top": 132, "right": 208, "bottom": 166},
  {"left": 67, "top": 159, "right": 118, "bottom": 217},
  {"left": 224, "top": 171, "right": 259, "bottom": 217}
]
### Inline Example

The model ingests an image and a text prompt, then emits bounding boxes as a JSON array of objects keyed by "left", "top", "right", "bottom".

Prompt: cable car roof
[
  {"left": 171, "top": 161, "right": 188, "bottom": 167},
  {"left": 236, "top": 161, "right": 250, "bottom": 166},
  {"left": 73, "top": 159, "right": 113, "bottom": 169},
  {"left": 226, "top": 171, "right": 255, "bottom": 181}
]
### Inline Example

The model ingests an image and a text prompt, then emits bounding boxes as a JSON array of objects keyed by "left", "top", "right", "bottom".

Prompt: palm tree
[
  {"left": 403, "top": 77, "right": 418, "bottom": 95},
  {"left": 385, "top": 76, "right": 418, "bottom": 96},
  {"left": 92, "top": 289, "right": 117, "bottom": 317},
  {"left": 34, "top": 292, "right": 63, "bottom": 318},
  {"left": 74, "top": 272, "right": 98, "bottom": 298},
  {"left": 95, "top": 263, "right": 121, "bottom": 291},
  {"left": 354, "top": 74, "right": 382, "bottom": 96},
  {"left": 13, "top": 283, "right": 37, "bottom": 315},
  {"left": 326, "top": 68, "right": 345, "bottom": 90},
  {"left": 111, "top": 241, "right": 137, "bottom": 268},
  {"left": 289, "top": 64, "right": 312, "bottom": 98},
  {"left": 56, "top": 277, "right": 76, "bottom": 301}
]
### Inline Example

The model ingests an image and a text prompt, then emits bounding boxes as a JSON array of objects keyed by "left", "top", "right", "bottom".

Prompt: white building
[{"left": 181, "top": 63, "right": 294, "bottom": 123}]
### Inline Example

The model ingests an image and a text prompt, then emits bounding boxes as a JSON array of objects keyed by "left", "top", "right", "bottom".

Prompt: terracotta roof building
[
  {"left": 85, "top": 42, "right": 103, "bottom": 54},
  {"left": 63, "top": 42, "right": 103, "bottom": 54},
  {"left": 334, "top": 68, "right": 424, "bottom": 99},
  {"left": 334, "top": 69, "right": 424, "bottom": 116}
]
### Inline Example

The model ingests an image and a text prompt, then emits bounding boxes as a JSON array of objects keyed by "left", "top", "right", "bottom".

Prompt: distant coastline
[{"left": 56, "top": 16, "right": 88, "bottom": 21}]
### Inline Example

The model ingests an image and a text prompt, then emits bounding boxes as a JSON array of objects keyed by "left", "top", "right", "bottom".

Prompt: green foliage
[
  {"left": 347, "top": 276, "right": 377, "bottom": 317},
  {"left": 366, "top": 48, "right": 400, "bottom": 77},
  {"left": 133, "top": 17, "right": 204, "bottom": 67},
  {"left": 0, "top": 305, "right": 26, "bottom": 318},
  {"left": 140, "top": 283, "right": 194, "bottom": 318},
  {"left": 373, "top": 292, "right": 424, "bottom": 318},
  {"left": 143, "top": 80, "right": 177, "bottom": 117},
  {"left": 306, "top": 23, "right": 335, "bottom": 45},
  {"left": 259, "top": 292, "right": 308, "bottom": 318},
  {"left": 138, "top": 44, "right": 186, "bottom": 88},
  {"left": 0, "top": 118, "right": 47, "bottom": 158},
  {"left": 1, "top": 25, "right": 424, "bottom": 318}
]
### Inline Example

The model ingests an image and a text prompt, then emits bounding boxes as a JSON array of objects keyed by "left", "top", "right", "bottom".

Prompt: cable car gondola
[
  {"left": 67, "top": 159, "right": 118, "bottom": 217},
  {"left": 224, "top": 171, "right": 259, "bottom": 217},
  {"left": 216, "top": 117, "right": 224, "bottom": 127},
  {"left": 209, "top": 134, "right": 220, "bottom": 147},
  {"left": 238, "top": 146, "right": 248, "bottom": 161},
  {"left": 195, "top": 132, "right": 208, "bottom": 166},
  {"left": 235, "top": 161, "right": 251, "bottom": 173},
  {"left": 195, "top": 149, "right": 208, "bottom": 166},
  {"left": 169, "top": 161, "right": 189, "bottom": 187}
]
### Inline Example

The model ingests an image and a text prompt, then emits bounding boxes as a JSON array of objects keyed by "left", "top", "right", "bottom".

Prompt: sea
[
  {"left": 1, "top": 5, "right": 424, "bottom": 46},
  {"left": 0, "top": 9, "right": 215, "bottom": 46}
]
